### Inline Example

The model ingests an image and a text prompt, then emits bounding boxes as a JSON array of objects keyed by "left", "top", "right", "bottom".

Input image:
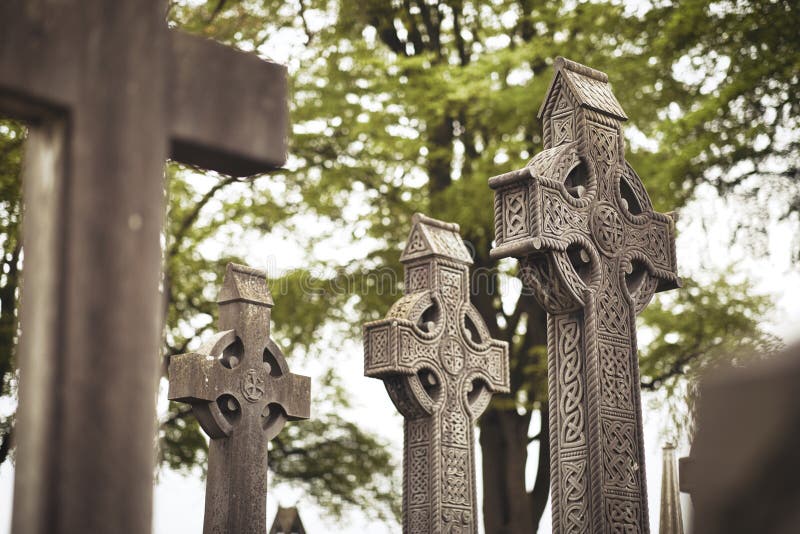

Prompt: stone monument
[
  {"left": 0, "top": 2, "right": 287, "bottom": 533},
  {"left": 489, "top": 57, "right": 680, "bottom": 533},
  {"left": 269, "top": 506, "right": 308, "bottom": 534},
  {"left": 680, "top": 341, "right": 800, "bottom": 534},
  {"left": 169, "top": 263, "right": 310, "bottom": 534},
  {"left": 659, "top": 444, "right": 684, "bottom": 534},
  {"left": 364, "top": 213, "right": 510, "bottom": 534}
]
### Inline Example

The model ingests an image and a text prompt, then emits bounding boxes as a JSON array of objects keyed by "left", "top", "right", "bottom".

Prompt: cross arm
[
  {"left": 0, "top": 5, "right": 287, "bottom": 177},
  {"left": 623, "top": 209, "right": 680, "bottom": 292},
  {"left": 489, "top": 143, "right": 590, "bottom": 260},
  {"left": 364, "top": 319, "right": 439, "bottom": 378},
  {"left": 465, "top": 341, "right": 510, "bottom": 394},
  {"left": 270, "top": 373, "right": 311, "bottom": 421},
  {"left": 169, "top": 32, "right": 288, "bottom": 177},
  {"left": 168, "top": 330, "right": 237, "bottom": 403}
]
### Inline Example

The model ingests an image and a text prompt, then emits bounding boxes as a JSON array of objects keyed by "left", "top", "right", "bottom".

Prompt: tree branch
[
  {"left": 168, "top": 175, "right": 241, "bottom": 257},
  {"left": 0, "top": 425, "right": 12, "bottom": 465},
  {"left": 297, "top": 0, "right": 314, "bottom": 45}
]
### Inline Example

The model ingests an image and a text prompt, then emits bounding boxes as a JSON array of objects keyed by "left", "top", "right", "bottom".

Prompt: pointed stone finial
[
  {"left": 269, "top": 506, "right": 307, "bottom": 534},
  {"left": 660, "top": 443, "right": 685, "bottom": 534},
  {"left": 217, "top": 262, "right": 274, "bottom": 306},
  {"left": 537, "top": 56, "right": 628, "bottom": 121},
  {"left": 399, "top": 212, "right": 473, "bottom": 265}
]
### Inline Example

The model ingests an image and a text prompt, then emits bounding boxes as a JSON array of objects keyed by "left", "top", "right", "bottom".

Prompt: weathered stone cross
[
  {"left": 364, "top": 213, "right": 510, "bottom": 534},
  {"left": 489, "top": 58, "right": 680, "bottom": 533},
  {"left": 1, "top": 2, "right": 287, "bottom": 532},
  {"left": 169, "top": 263, "right": 310, "bottom": 534}
]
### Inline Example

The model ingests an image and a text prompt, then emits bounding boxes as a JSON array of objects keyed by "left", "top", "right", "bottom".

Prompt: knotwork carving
[
  {"left": 607, "top": 498, "right": 641, "bottom": 534},
  {"left": 599, "top": 342, "right": 632, "bottom": 410},
  {"left": 591, "top": 202, "right": 626, "bottom": 256},
  {"left": 489, "top": 58, "right": 681, "bottom": 534},
  {"left": 364, "top": 214, "right": 510, "bottom": 533},
  {"left": 598, "top": 284, "right": 630, "bottom": 338},
  {"left": 504, "top": 188, "right": 528, "bottom": 239},
  {"left": 558, "top": 319, "right": 586, "bottom": 447},
  {"left": 602, "top": 418, "right": 640, "bottom": 490},
  {"left": 561, "top": 459, "right": 589, "bottom": 534}
]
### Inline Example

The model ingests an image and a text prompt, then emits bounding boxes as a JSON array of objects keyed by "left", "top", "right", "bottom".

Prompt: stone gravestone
[
  {"left": 0, "top": 3, "right": 287, "bottom": 532},
  {"left": 659, "top": 444, "right": 684, "bottom": 534},
  {"left": 364, "top": 213, "right": 510, "bottom": 534},
  {"left": 169, "top": 263, "right": 310, "bottom": 534},
  {"left": 269, "top": 506, "right": 308, "bottom": 534},
  {"left": 489, "top": 58, "right": 680, "bottom": 533},
  {"left": 679, "top": 341, "right": 800, "bottom": 534}
]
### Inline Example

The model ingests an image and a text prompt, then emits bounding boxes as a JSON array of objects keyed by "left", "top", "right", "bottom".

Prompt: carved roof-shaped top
[
  {"left": 217, "top": 262, "right": 274, "bottom": 306},
  {"left": 400, "top": 213, "right": 473, "bottom": 265},
  {"left": 269, "top": 506, "right": 306, "bottom": 534},
  {"left": 537, "top": 57, "right": 628, "bottom": 121}
]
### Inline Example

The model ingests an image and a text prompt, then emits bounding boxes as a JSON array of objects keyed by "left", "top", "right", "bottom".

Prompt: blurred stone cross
[
  {"left": 169, "top": 263, "right": 310, "bottom": 534},
  {"left": 364, "top": 213, "right": 510, "bottom": 533},
  {"left": 489, "top": 58, "right": 679, "bottom": 534},
  {"left": 0, "top": 1, "right": 287, "bottom": 533}
]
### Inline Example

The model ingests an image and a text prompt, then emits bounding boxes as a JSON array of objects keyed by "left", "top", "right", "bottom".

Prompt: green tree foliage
[
  {"left": 0, "top": 120, "right": 24, "bottom": 466},
  {"left": 639, "top": 275, "right": 782, "bottom": 441},
  {"left": 0, "top": 0, "right": 794, "bottom": 531},
  {"left": 163, "top": 1, "right": 793, "bottom": 530},
  {"left": 158, "top": 162, "right": 400, "bottom": 521}
]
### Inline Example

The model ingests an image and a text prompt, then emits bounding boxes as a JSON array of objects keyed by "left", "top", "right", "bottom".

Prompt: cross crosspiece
[
  {"left": 364, "top": 213, "right": 510, "bottom": 534},
  {"left": 489, "top": 58, "right": 680, "bottom": 534},
  {"left": 169, "top": 263, "right": 310, "bottom": 534},
  {"left": 1, "top": 2, "right": 287, "bottom": 533}
]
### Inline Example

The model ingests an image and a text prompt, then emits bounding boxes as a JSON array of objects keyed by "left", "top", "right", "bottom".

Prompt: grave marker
[
  {"left": 364, "top": 213, "right": 510, "bottom": 533},
  {"left": 489, "top": 58, "right": 680, "bottom": 533},
  {"left": 169, "top": 263, "right": 310, "bottom": 534},
  {"left": 0, "top": 2, "right": 287, "bottom": 532},
  {"left": 659, "top": 444, "right": 684, "bottom": 534}
]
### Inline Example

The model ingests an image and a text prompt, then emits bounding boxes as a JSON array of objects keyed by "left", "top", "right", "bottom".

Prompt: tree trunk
[
  {"left": 480, "top": 407, "right": 530, "bottom": 533},
  {"left": 480, "top": 407, "right": 550, "bottom": 533}
]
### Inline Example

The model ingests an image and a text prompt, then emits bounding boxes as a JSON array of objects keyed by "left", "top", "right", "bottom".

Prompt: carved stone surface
[
  {"left": 364, "top": 213, "right": 510, "bottom": 534},
  {"left": 659, "top": 444, "right": 684, "bottom": 534},
  {"left": 169, "top": 263, "right": 310, "bottom": 534},
  {"left": 680, "top": 341, "right": 800, "bottom": 534},
  {"left": 489, "top": 57, "right": 680, "bottom": 534},
  {"left": 269, "top": 506, "right": 307, "bottom": 534},
  {"left": 1, "top": 2, "right": 288, "bottom": 534}
]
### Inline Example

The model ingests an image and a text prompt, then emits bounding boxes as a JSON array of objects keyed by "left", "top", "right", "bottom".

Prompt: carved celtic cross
[
  {"left": 169, "top": 263, "right": 310, "bottom": 534},
  {"left": 489, "top": 58, "right": 680, "bottom": 533},
  {"left": 364, "top": 214, "right": 510, "bottom": 534}
]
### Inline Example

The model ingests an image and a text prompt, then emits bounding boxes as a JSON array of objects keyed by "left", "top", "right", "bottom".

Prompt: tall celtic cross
[
  {"left": 364, "top": 213, "right": 510, "bottom": 533},
  {"left": 1, "top": 2, "right": 287, "bottom": 533},
  {"left": 169, "top": 263, "right": 310, "bottom": 534},
  {"left": 489, "top": 58, "right": 680, "bottom": 533}
]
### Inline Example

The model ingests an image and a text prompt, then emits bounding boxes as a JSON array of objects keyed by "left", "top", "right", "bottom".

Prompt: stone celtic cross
[
  {"left": 169, "top": 263, "right": 310, "bottom": 534},
  {"left": 364, "top": 213, "right": 510, "bottom": 533},
  {"left": 489, "top": 58, "right": 679, "bottom": 533},
  {"left": 1, "top": 2, "right": 287, "bottom": 532}
]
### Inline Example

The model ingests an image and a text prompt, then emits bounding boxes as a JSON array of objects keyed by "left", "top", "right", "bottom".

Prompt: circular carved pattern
[
  {"left": 440, "top": 336, "right": 465, "bottom": 375},
  {"left": 241, "top": 368, "right": 265, "bottom": 403},
  {"left": 591, "top": 202, "right": 625, "bottom": 256}
]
